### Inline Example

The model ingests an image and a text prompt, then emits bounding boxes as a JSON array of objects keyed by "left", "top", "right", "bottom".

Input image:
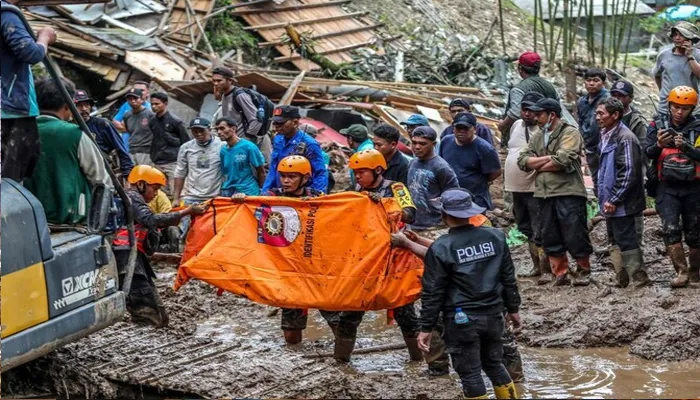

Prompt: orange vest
[{"left": 112, "top": 226, "right": 149, "bottom": 253}]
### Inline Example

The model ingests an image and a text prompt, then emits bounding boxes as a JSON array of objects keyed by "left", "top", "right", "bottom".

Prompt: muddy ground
[{"left": 3, "top": 170, "right": 700, "bottom": 398}]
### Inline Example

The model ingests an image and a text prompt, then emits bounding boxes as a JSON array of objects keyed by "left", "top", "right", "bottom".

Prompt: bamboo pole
[
  {"left": 623, "top": 0, "right": 639, "bottom": 71},
  {"left": 601, "top": 0, "right": 608, "bottom": 66},
  {"left": 533, "top": 0, "right": 538, "bottom": 53}
]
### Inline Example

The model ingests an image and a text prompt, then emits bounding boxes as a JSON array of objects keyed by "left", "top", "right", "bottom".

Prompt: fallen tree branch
[{"left": 303, "top": 342, "right": 407, "bottom": 359}]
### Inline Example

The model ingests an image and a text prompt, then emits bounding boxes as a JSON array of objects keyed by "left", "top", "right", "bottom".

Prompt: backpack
[{"left": 232, "top": 87, "right": 276, "bottom": 137}]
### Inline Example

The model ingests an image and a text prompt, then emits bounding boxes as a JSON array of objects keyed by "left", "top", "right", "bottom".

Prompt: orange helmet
[
  {"left": 349, "top": 149, "right": 387, "bottom": 171},
  {"left": 278, "top": 155, "right": 312, "bottom": 176},
  {"left": 668, "top": 86, "right": 698, "bottom": 106},
  {"left": 128, "top": 165, "right": 167, "bottom": 186}
]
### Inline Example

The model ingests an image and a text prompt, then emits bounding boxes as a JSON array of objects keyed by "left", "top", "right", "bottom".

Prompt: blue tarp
[{"left": 661, "top": 5, "right": 700, "bottom": 21}]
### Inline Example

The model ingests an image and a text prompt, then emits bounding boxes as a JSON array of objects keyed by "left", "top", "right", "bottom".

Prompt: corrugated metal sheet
[{"left": 512, "top": 0, "right": 655, "bottom": 20}]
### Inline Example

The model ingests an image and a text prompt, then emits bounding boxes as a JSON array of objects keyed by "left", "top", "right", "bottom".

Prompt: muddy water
[{"left": 197, "top": 309, "right": 700, "bottom": 399}]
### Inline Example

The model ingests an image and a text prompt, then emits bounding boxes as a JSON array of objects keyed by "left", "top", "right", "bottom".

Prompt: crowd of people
[{"left": 2, "top": 5, "right": 700, "bottom": 397}]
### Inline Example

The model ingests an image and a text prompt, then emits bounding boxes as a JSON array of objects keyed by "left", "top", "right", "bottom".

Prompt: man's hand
[
  {"left": 37, "top": 26, "right": 57, "bottom": 45},
  {"left": 231, "top": 193, "right": 247, "bottom": 203},
  {"left": 391, "top": 232, "right": 410, "bottom": 248},
  {"left": 172, "top": 198, "right": 183, "bottom": 208},
  {"left": 187, "top": 204, "right": 207, "bottom": 216},
  {"left": 603, "top": 201, "right": 617, "bottom": 215},
  {"left": 506, "top": 313, "right": 522, "bottom": 334},
  {"left": 683, "top": 40, "right": 695, "bottom": 58},
  {"left": 657, "top": 129, "right": 674, "bottom": 148},
  {"left": 417, "top": 331, "right": 432, "bottom": 353},
  {"left": 674, "top": 134, "right": 686, "bottom": 149},
  {"left": 368, "top": 192, "right": 382, "bottom": 203},
  {"left": 404, "top": 230, "right": 419, "bottom": 243}
]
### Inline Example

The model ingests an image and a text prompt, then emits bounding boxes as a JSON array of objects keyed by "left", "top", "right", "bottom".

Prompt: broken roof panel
[
  {"left": 28, "top": 0, "right": 166, "bottom": 24},
  {"left": 512, "top": 0, "right": 655, "bottom": 20},
  {"left": 70, "top": 25, "right": 156, "bottom": 50}
]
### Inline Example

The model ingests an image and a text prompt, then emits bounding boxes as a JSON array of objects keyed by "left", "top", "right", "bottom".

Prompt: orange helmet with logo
[
  {"left": 349, "top": 149, "right": 387, "bottom": 171},
  {"left": 668, "top": 86, "right": 698, "bottom": 106},
  {"left": 278, "top": 156, "right": 312, "bottom": 176},
  {"left": 128, "top": 165, "right": 167, "bottom": 186}
]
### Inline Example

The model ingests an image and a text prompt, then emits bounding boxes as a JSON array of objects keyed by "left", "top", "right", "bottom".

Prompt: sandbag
[{"left": 174, "top": 192, "right": 424, "bottom": 311}]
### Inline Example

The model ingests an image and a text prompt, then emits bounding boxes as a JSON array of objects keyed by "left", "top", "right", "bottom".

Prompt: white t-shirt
[{"left": 504, "top": 120, "right": 538, "bottom": 193}]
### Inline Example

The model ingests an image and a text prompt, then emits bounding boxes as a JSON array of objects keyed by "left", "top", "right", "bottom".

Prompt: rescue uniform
[
  {"left": 419, "top": 224, "right": 521, "bottom": 398},
  {"left": 113, "top": 189, "right": 182, "bottom": 321}
]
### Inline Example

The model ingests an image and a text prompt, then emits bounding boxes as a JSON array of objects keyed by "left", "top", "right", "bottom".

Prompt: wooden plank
[
  {"left": 371, "top": 105, "right": 409, "bottom": 140},
  {"left": 110, "top": 70, "right": 132, "bottom": 91},
  {"left": 273, "top": 40, "right": 374, "bottom": 62},
  {"left": 154, "top": 37, "right": 193, "bottom": 72},
  {"left": 258, "top": 23, "right": 383, "bottom": 47},
  {"left": 243, "top": 11, "right": 368, "bottom": 31},
  {"left": 278, "top": 70, "right": 306, "bottom": 106},
  {"left": 126, "top": 51, "right": 186, "bottom": 81},
  {"left": 19, "top": 0, "right": 109, "bottom": 5},
  {"left": 231, "top": 0, "right": 351, "bottom": 15},
  {"left": 49, "top": 5, "right": 86, "bottom": 25}
]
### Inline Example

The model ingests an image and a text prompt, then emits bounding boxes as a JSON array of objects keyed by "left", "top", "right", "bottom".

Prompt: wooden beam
[
  {"left": 231, "top": 0, "right": 351, "bottom": 15},
  {"left": 49, "top": 5, "right": 86, "bottom": 25},
  {"left": 273, "top": 41, "right": 374, "bottom": 63},
  {"left": 154, "top": 37, "right": 193, "bottom": 73},
  {"left": 278, "top": 70, "right": 306, "bottom": 106},
  {"left": 244, "top": 11, "right": 369, "bottom": 31},
  {"left": 19, "top": 0, "right": 108, "bottom": 5},
  {"left": 259, "top": 23, "right": 383, "bottom": 47},
  {"left": 184, "top": 0, "right": 217, "bottom": 58}
]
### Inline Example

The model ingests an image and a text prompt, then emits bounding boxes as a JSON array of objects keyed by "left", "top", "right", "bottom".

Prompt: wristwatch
[{"left": 689, "top": 55, "right": 696, "bottom": 61}]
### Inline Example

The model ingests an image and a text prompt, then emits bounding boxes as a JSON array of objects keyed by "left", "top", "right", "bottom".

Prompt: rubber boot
[
  {"left": 688, "top": 247, "right": 700, "bottom": 283},
  {"left": 571, "top": 257, "right": 591, "bottom": 286},
  {"left": 622, "top": 248, "right": 651, "bottom": 288},
  {"left": 668, "top": 244, "right": 689, "bottom": 288},
  {"left": 527, "top": 241, "right": 542, "bottom": 276},
  {"left": 283, "top": 329, "right": 303, "bottom": 345},
  {"left": 333, "top": 337, "right": 356, "bottom": 363},
  {"left": 549, "top": 255, "right": 570, "bottom": 286},
  {"left": 635, "top": 214, "right": 645, "bottom": 247},
  {"left": 464, "top": 395, "right": 488, "bottom": 400},
  {"left": 537, "top": 246, "right": 554, "bottom": 285},
  {"left": 403, "top": 336, "right": 424, "bottom": 361},
  {"left": 494, "top": 382, "right": 519, "bottom": 399},
  {"left": 609, "top": 245, "right": 629, "bottom": 288}
]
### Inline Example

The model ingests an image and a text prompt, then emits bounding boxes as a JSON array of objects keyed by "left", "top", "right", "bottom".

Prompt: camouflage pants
[
  {"left": 280, "top": 308, "right": 347, "bottom": 331},
  {"left": 320, "top": 302, "right": 419, "bottom": 339}
]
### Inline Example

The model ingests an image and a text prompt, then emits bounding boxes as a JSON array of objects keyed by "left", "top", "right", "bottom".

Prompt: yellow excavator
[{"left": 1, "top": 3, "right": 137, "bottom": 372}]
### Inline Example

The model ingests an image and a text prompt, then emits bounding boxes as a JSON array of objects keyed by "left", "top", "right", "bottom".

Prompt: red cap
[{"left": 518, "top": 51, "right": 541, "bottom": 67}]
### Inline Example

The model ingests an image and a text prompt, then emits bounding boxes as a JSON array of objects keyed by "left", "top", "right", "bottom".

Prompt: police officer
[
  {"left": 646, "top": 86, "right": 700, "bottom": 287},
  {"left": 262, "top": 105, "right": 328, "bottom": 194},
  {"left": 233, "top": 155, "right": 327, "bottom": 345},
  {"left": 417, "top": 188, "right": 521, "bottom": 400},
  {"left": 329, "top": 149, "right": 423, "bottom": 363}
]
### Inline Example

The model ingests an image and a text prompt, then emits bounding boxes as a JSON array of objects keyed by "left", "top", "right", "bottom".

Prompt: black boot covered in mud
[
  {"left": 333, "top": 337, "right": 356, "bottom": 362},
  {"left": 403, "top": 336, "right": 424, "bottom": 362},
  {"left": 668, "top": 244, "right": 689, "bottom": 288},
  {"left": 622, "top": 248, "right": 651, "bottom": 288},
  {"left": 537, "top": 246, "right": 554, "bottom": 285},
  {"left": 609, "top": 245, "right": 629, "bottom": 288},
  {"left": 283, "top": 329, "right": 303, "bottom": 345},
  {"left": 571, "top": 258, "right": 591, "bottom": 286},
  {"left": 527, "top": 241, "right": 542, "bottom": 277},
  {"left": 688, "top": 247, "right": 700, "bottom": 283}
]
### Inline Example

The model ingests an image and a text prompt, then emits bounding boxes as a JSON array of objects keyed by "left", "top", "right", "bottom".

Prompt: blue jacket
[
  {"left": 262, "top": 130, "right": 329, "bottom": 193},
  {"left": 597, "top": 122, "right": 645, "bottom": 218},
  {"left": 86, "top": 116, "right": 134, "bottom": 176},
  {"left": 1, "top": 3, "right": 46, "bottom": 116},
  {"left": 577, "top": 88, "right": 609, "bottom": 156}
]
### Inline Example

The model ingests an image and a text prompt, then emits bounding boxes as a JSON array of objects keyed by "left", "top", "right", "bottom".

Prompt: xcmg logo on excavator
[{"left": 62, "top": 270, "right": 99, "bottom": 297}]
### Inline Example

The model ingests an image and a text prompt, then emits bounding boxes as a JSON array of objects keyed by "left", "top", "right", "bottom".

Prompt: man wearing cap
[
  {"left": 416, "top": 188, "right": 521, "bottom": 400},
  {"left": 439, "top": 112, "right": 502, "bottom": 210},
  {"left": 122, "top": 87, "right": 156, "bottom": 167},
  {"left": 401, "top": 114, "right": 430, "bottom": 136},
  {"left": 610, "top": 80, "right": 648, "bottom": 149},
  {"left": 517, "top": 98, "right": 593, "bottom": 286},
  {"left": 173, "top": 117, "right": 224, "bottom": 235},
  {"left": 211, "top": 66, "right": 273, "bottom": 162},
  {"left": 341, "top": 123, "right": 374, "bottom": 187},
  {"left": 653, "top": 21, "right": 700, "bottom": 117},
  {"left": 505, "top": 92, "right": 553, "bottom": 284},
  {"left": 372, "top": 124, "right": 410, "bottom": 184},
  {"left": 577, "top": 68, "right": 610, "bottom": 193},
  {"left": 299, "top": 122, "right": 335, "bottom": 192},
  {"left": 498, "top": 51, "right": 559, "bottom": 148},
  {"left": 262, "top": 105, "right": 328, "bottom": 193},
  {"left": 407, "top": 126, "right": 459, "bottom": 232},
  {"left": 113, "top": 81, "right": 150, "bottom": 148},
  {"left": 75, "top": 89, "right": 134, "bottom": 177},
  {"left": 440, "top": 99, "right": 495, "bottom": 145},
  {"left": 149, "top": 92, "right": 190, "bottom": 197}
]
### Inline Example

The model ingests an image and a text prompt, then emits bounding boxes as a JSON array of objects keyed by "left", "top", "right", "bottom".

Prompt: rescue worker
[
  {"left": 233, "top": 155, "right": 325, "bottom": 344},
  {"left": 645, "top": 86, "right": 700, "bottom": 288},
  {"left": 653, "top": 21, "right": 700, "bottom": 117},
  {"left": 372, "top": 124, "right": 410, "bottom": 184},
  {"left": 517, "top": 98, "right": 593, "bottom": 286},
  {"left": 340, "top": 123, "right": 374, "bottom": 187},
  {"left": 332, "top": 149, "right": 425, "bottom": 364},
  {"left": 416, "top": 188, "right": 521, "bottom": 399},
  {"left": 113, "top": 165, "right": 205, "bottom": 327},
  {"left": 262, "top": 106, "right": 328, "bottom": 194},
  {"left": 74, "top": 89, "right": 134, "bottom": 178},
  {"left": 595, "top": 98, "right": 651, "bottom": 288}
]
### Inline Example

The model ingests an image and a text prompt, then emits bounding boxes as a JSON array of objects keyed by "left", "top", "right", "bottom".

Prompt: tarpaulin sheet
[{"left": 174, "top": 192, "right": 424, "bottom": 311}]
